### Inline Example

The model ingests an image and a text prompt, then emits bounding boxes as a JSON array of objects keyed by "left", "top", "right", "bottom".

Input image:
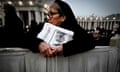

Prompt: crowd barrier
[
  {"left": 0, "top": 48, "right": 29, "bottom": 72},
  {"left": 0, "top": 46, "right": 120, "bottom": 72}
]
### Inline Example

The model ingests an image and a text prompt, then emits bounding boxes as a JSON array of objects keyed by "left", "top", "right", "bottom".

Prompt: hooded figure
[{"left": 0, "top": 4, "right": 25, "bottom": 47}]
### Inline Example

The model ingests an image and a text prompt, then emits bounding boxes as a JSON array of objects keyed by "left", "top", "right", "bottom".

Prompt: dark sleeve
[
  {"left": 29, "top": 38, "right": 43, "bottom": 53},
  {"left": 62, "top": 25, "right": 95, "bottom": 57},
  {"left": 25, "top": 23, "right": 44, "bottom": 52}
]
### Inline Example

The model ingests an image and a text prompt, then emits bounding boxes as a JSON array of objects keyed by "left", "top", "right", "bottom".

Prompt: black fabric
[
  {"left": 24, "top": 23, "right": 44, "bottom": 52},
  {"left": 61, "top": 23, "right": 95, "bottom": 56},
  {"left": 0, "top": 4, "right": 25, "bottom": 48},
  {"left": 94, "top": 37, "right": 110, "bottom": 46}
]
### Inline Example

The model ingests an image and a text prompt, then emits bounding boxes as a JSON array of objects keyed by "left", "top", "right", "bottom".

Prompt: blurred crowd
[{"left": 88, "top": 23, "right": 120, "bottom": 46}]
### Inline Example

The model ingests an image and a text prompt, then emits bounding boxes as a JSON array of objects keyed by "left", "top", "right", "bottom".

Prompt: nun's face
[{"left": 47, "top": 3, "right": 66, "bottom": 26}]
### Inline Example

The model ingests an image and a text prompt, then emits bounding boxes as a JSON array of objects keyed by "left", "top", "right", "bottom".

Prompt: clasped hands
[{"left": 38, "top": 42, "right": 63, "bottom": 57}]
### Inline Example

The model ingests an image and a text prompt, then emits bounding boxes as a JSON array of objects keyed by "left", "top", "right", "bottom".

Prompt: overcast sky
[{"left": 63, "top": 0, "right": 120, "bottom": 17}]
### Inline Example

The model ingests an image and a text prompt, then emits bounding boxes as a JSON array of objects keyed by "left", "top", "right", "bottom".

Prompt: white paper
[{"left": 37, "top": 22, "right": 74, "bottom": 47}]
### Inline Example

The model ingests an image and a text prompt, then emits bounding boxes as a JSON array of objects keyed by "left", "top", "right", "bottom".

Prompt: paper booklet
[{"left": 37, "top": 22, "right": 74, "bottom": 47}]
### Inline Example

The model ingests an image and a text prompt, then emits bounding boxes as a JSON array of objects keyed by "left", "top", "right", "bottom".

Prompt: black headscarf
[
  {"left": 3, "top": 4, "right": 17, "bottom": 17},
  {"left": 54, "top": 0, "right": 78, "bottom": 28}
]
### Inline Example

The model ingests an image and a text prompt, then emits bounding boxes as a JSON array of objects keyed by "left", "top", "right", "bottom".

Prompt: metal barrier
[
  {"left": 0, "top": 48, "right": 30, "bottom": 72},
  {"left": 25, "top": 46, "right": 120, "bottom": 72},
  {"left": 0, "top": 46, "right": 119, "bottom": 72}
]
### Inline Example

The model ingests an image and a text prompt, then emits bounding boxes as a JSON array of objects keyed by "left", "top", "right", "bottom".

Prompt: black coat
[
  {"left": 0, "top": 4, "right": 25, "bottom": 48},
  {"left": 60, "top": 23, "right": 95, "bottom": 56}
]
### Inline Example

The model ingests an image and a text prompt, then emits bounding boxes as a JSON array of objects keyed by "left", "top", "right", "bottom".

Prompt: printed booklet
[{"left": 37, "top": 22, "right": 74, "bottom": 47}]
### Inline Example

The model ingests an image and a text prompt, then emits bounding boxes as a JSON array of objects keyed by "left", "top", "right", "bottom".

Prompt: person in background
[
  {"left": 110, "top": 29, "right": 120, "bottom": 47},
  {"left": 110, "top": 23, "right": 120, "bottom": 38},
  {"left": 27, "top": 0, "right": 95, "bottom": 57},
  {"left": 110, "top": 24, "right": 120, "bottom": 47},
  {"left": 0, "top": 4, "right": 25, "bottom": 48},
  {"left": 92, "top": 27, "right": 110, "bottom": 46}
]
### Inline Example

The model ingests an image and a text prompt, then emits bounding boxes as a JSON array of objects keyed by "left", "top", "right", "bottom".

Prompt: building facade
[
  {"left": 0, "top": 0, "right": 54, "bottom": 28},
  {"left": 76, "top": 14, "right": 120, "bottom": 32}
]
